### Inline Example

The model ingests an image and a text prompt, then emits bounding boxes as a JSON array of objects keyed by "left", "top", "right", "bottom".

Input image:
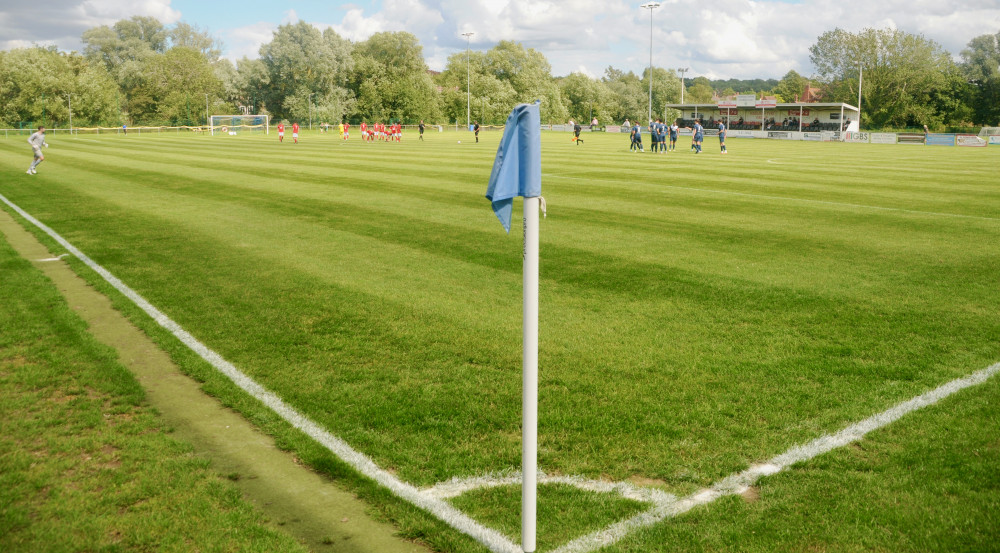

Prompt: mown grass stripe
[
  {"left": 0, "top": 191, "right": 524, "bottom": 553},
  {"left": 553, "top": 361, "right": 1000, "bottom": 553}
]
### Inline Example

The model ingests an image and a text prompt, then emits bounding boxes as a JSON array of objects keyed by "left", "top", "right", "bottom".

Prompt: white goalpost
[
  {"left": 209, "top": 114, "right": 270, "bottom": 136},
  {"left": 978, "top": 126, "right": 1000, "bottom": 145}
]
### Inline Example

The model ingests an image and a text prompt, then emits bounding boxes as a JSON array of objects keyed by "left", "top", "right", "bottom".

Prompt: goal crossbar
[{"left": 209, "top": 115, "right": 270, "bottom": 136}]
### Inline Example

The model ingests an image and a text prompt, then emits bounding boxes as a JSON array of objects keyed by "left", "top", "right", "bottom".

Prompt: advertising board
[
  {"left": 897, "top": 133, "right": 924, "bottom": 144},
  {"left": 926, "top": 134, "right": 955, "bottom": 146},
  {"left": 843, "top": 132, "right": 870, "bottom": 143},
  {"left": 956, "top": 135, "right": 987, "bottom": 147},
  {"left": 870, "top": 133, "right": 897, "bottom": 144}
]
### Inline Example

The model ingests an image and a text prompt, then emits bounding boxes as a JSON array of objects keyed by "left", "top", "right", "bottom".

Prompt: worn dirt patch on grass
[{"left": 0, "top": 208, "right": 427, "bottom": 553}]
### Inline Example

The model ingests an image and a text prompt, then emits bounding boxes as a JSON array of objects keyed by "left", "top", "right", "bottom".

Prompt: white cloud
[
  {"left": 2, "top": 0, "right": 998, "bottom": 80},
  {"left": 0, "top": 0, "right": 180, "bottom": 53},
  {"left": 76, "top": 0, "right": 181, "bottom": 26}
]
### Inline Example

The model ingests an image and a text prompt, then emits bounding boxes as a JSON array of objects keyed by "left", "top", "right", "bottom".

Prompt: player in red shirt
[
  {"left": 360, "top": 121, "right": 368, "bottom": 142},
  {"left": 343, "top": 122, "right": 350, "bottom": 141},
  {"left": 292, "top": 122, "right": 300, "bottom": 143},
  {"left": 277, "top": 122, "right": 285, "bottom": 142}
]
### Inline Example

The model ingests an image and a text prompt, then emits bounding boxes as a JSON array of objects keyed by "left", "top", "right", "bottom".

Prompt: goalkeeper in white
[{"left": 27, "top": 126, "right": 48, "bottom": 174}]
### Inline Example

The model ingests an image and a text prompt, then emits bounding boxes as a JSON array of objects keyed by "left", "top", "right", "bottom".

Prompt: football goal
[
  {"left": 209, "top": 115, "right": 270, "bottom": 136},
  {"left": 978, "top": 126, "right": 1000, "bottom": 145}
]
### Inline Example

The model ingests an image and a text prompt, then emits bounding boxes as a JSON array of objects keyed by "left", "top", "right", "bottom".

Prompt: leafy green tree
[
  {"left": 686, "top": 77, "right": 715, "bottom": 103},
  {"left": 961, "top": 31, "right": 1000, "bottom": 125},
  {"left": 112, "top": 16, "right": 169, "bottom": 53},
  {"left": 169, "top": 22, "right": 222, "bottom": 60},
  {"left": 773, "top": 70, "right": 810, "bottom": 102},
  {"left": 483, "top": 41, "right": 567, "bottom": 123},
  {"left": 257, "top": 21, "right": 354, "bottom": 122},
  {"left": 137, "top": 47, "right": 222, "bottom": 125},
  {"left": 601, "top": 67, "right": 645, "bottom": 123},
  {"left": 559, "top": 72, "right": 608, "bottom": 123},
  {"left": 436, "top": 51, "right": 517, "bottom": 125},
  {"left": 0, "top": 48, "right": 119, "bottom": 128},
  {"left": 436, "top": 41, "right": 567, "bottom": 124},
  {"left": 347, "top": 31, "right": 440, "bottom": 123},
  {"left": 809, "top": 27, "right": 955, "bottom": 128},
  {"left": 233, "top": 57, "right": 270, "bottom": 114},
  {"left": 641, "top": 66, "right": 682, "bottom": 120}
]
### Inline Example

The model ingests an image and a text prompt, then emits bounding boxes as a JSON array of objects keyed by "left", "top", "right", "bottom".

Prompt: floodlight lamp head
[{"left": 641, "top": 1, "right": 661, "bottom": 8}]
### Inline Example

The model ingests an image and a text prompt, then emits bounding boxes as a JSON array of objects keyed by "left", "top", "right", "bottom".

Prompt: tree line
[{"left": 1, "top": 17, "right": 997, "bottom": 129}]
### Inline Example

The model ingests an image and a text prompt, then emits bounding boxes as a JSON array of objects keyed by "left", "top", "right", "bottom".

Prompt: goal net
[
  {"left": 209, "top": 115, "right": 270, "bottom": 136},
  {"left": 978, "top": 127, "right": 1000, "bottom": 145}
]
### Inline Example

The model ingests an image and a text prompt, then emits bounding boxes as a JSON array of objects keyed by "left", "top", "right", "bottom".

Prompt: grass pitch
[{"left": 2, "top": 130, "right": 998, "bottom": 551}]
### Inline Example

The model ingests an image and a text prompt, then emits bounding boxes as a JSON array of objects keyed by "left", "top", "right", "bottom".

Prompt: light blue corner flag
[{"left": 485, "top": 101, "right": 541, "bottom": 233}]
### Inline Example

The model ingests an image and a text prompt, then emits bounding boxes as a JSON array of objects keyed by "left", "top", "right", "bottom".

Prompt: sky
[{"left": 2, "top": 0, "right": 999, "bottom": 80}]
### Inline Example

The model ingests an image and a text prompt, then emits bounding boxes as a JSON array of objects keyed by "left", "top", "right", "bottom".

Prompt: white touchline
[
  {"left": 543, "top": 173, "right": 1000, "bottom": 223},
  {"left": 552, "top": 361, "right": 1000, "bottom": 553},
  {"left": 4, "top": 192, "right": 998, "bottom": 553},
  {"left": 0, "top": 193, "right": 520, "bottom": 553}
]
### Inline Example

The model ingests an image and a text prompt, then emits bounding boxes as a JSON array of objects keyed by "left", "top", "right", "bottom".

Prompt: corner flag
[
  {"left": 485, "top": 101, "right": 541, "bottom": 232},
  {"left": 485, "top": 101, "right": 542, "bottom": 553}
]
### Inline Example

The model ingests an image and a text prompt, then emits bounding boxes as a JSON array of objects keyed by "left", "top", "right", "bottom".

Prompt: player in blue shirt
[
  {"left": 718, "top": 121, "right": 727, "bottom": 153},
  {"left": 669, "top": 121, "right": 679, "bottom": 151},
  {"left": 648, "top": 119, "right": 659, "bottom": 153},
  {"left": 692, "top": 119, "right": 704, "bottom": 154},
  {"left": 655, "top": 119, "right": 666, "bottom": 152},
  {"left": 633, "top": 123, "right": 644, "bottom": 152}
]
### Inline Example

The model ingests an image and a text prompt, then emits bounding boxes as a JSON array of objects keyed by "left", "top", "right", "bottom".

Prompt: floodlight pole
[
  {"left": 857, "top": 62, "right": 863, "bottom": 129},
  {"left": 678, "top": 67, "right": 689, "bottom": 104},
  {"left": 308, "top": 93, "right": 315, "bottom": 130},
  {"left": 65, "top": 94, "right": 72, "bottom": 136},
  {"left": 641, "top": 2, "right": 660, "bottom": 124},
  {"left": 462, "top": 32, "right": 474, "bottom": 130},
  {"left": 204, "top": 94, "right": 209, "bottom": 126}
]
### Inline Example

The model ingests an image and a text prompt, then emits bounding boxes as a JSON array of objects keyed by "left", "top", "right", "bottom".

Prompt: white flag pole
[{"left": 522, "top": 195, "right": 539, "bottom": 553}]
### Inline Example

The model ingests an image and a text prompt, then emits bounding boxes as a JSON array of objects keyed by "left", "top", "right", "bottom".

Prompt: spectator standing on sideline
[{"left": 26, "top": 126, "right": 48, "bottom": 174}]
